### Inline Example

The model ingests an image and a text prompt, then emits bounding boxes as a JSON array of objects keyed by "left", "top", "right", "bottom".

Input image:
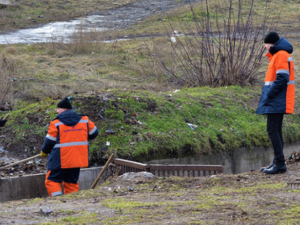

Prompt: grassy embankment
[
  {"left": 1, "top": 0, "right": 300, "bottom": 162},
  {"left": 114, "top": 0, "right": 300, "bottom": 38}
]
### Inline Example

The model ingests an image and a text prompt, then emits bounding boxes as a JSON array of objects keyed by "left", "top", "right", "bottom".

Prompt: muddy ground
[
  {"left": 92, "top": 0, "right": 202, "bottom": 29},
  {"left": 1, "top": 164, "right": 300, "bottom": 224},
  {"left": 0, "top": 147, "right": 47, "bottom": 177},
  {"left": 0, "top": 95, "right": 109, "bottom": 177}
]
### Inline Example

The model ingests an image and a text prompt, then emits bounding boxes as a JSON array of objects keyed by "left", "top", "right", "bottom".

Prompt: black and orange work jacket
[
  {"left": 257, "top": 38, "right": 295, "bottom": 115},
  {"left": 42, "top": 110, "right": 99, "bottom": 170}
]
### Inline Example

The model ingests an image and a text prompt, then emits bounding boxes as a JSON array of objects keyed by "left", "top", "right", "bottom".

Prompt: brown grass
[
  {"left": 0, "top": 55, "right": 16, "bottom": 109},
  {"left": 1, "top": 0, "right": 300, "bottom": 102}
]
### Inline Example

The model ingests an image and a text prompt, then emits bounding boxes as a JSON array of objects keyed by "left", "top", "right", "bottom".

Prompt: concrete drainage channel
[
  {"left": 3, "top": 141, "right": 300, "bottom": 202},
  {"left": 0, "top": 166, "right": 110, "bottom": 202}
]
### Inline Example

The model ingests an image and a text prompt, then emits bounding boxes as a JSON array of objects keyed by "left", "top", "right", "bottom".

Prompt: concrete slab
[
  {"left": 0, "top": 166, "right": 110, "bottom": 202},
  {"left": 147, "top": 141, "right": 300, "bottom": 174}
]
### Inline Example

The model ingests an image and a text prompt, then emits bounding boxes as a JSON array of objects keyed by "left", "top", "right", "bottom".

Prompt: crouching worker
[{"left": 41, "top": 97, "right": 99, "bottom": 197}]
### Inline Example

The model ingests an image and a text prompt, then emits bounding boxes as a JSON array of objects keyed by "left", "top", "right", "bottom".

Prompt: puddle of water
[
  {"left": 0, "top": 16, "right": 108, "bottom": 44},
  {"left": 0, "top": 0, "right": 202, "bottom": 44}
]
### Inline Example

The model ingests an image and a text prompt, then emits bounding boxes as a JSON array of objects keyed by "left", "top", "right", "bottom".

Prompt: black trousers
[{"left": 267, "top": 113, "right": 285, "bottom": 167}]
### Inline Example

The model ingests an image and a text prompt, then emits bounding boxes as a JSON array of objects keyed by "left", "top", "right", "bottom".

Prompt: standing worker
[
  {"left": 41, "top": 97, "right": 99, "bottom": 196},
  {"left": 256, "top": 31, "right": 295, "bottom": 174}
]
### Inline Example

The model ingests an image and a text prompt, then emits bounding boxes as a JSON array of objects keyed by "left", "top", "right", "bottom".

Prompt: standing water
[
  {"left": 0, "top": 16, "right": 107, "bottom": 44},
  {"left": 0, "top": 0, "right": 202, "bottom": 44}
]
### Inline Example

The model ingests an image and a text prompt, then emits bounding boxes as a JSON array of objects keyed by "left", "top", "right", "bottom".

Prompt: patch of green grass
[
  {"left": 25, "top": 197, "right": 43, "bottom": 204},
  {"left": 60, "top": 216, "right": 77, "bottom": 222},
  {"left": 231, "top": 182, "right": 286, "bottom": 193},
  {"left": 3, "top": 84, "right": 300, "bottom": 163},
  {"left": 58, "top": 209, "right": 76, "bottom": 215},
  {"left": 48, "top": 212, "right": 98, "bottom": 224},
  {"left": 267, "top": 205, "right": 300, "bottom": 224}
]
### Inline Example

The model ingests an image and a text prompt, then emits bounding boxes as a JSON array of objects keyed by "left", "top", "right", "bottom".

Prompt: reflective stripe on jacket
[
  {"left": 256, "top": 38, "right": 295, "bottom": 114},
  {"left": 42, "top": 110, "right": 99, "bottom": 170}
]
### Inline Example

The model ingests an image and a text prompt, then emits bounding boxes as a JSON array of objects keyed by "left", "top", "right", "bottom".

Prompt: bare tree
[{"left": 155, "top": 0, "right": 275, "bottom": 87}]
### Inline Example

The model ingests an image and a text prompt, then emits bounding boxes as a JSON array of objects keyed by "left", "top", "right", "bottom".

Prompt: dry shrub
[
  {"left": 15, "top": 82, "right": 72, "bottom": 101},
  {"left": 0, "top": 55, "right": 16, "bottom": 110},
  {"left": 3, "top": 46, "right": 18, "bottom": 55},
  {"left": 155, "top": 0, "right": 277, "bottom": 88},
  {"left": 46, "top": 22, "right": 107, "bottom": 55}
]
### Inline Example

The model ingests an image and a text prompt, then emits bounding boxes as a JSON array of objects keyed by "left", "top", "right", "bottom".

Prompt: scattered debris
[
  {"left": 117, "top": 172, "right": 155, "bottom": 181},
  {"left": 187, "top": 123, "right": 198, "bottom": 130},
  {"left": 105, "top": 129, "right": 115, "bottom": 135},
  {"left": 137, "top": 120, "right": 143, "bottom": 125},
  {"left": 98, "top": 108, "right": 108, "bottom": 121},
  {"left": 39, "top": 206, "right": 53, "bottom": 215},
  {"left": 0, "top": 149, "right": 47, "bottom": 177},
  {"left": 126, "top": 186, "right": 135, "bottom": 191},
  {"left": 286, "top": 151, "right": 300, "bottom": 164}
]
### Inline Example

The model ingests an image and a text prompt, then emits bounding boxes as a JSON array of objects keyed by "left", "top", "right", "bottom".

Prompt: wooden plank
[{"left": 114, "top": 158, "right": 148, "bottom": 170}]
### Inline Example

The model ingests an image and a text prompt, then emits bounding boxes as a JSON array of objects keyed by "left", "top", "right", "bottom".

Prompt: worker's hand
[{"left": 40, "top": 151, "right": 48, "bottom": 158}]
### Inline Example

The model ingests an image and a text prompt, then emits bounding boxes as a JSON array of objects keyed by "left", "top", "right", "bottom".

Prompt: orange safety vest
[
  {"left": 264, "top": 51, "right": 295, "bottom": 114},
  {"left": 46, "top": 115, "right": 97, "bottom": 169},
  {"left": 257, "top": 38, "right": 295, "bottom": 115}
]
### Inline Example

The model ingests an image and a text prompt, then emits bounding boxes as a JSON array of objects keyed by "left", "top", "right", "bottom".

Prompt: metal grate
[
  {"left": 287, "top": 182, "right": 300, "bottom": 189},
  {"left": 114, "top": 158, "right": 224, "bottom": 177}
]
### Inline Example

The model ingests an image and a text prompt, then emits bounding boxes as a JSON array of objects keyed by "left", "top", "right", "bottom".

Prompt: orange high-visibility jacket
[
  {"left": 256, "top": 38, "right": 295, "bottom": 115},
  {"left": 42, "top": 110, "right": 99, "bottom": 170}
]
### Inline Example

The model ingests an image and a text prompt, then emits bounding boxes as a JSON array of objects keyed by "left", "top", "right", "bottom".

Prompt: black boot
[
  {"left": 263, "top": 165, "right": 287, "bottom": 174},
  {"left": 260, "top": 163, "right": 274, "bottom": 172}
]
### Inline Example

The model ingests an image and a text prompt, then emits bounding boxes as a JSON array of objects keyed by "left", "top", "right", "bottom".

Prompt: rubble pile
[
  {"left": 286, "top": 151, "right": 300, "bottom": 164},
  {"left": 0, "top": 151, "right": 47, "bottom": 177}
]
